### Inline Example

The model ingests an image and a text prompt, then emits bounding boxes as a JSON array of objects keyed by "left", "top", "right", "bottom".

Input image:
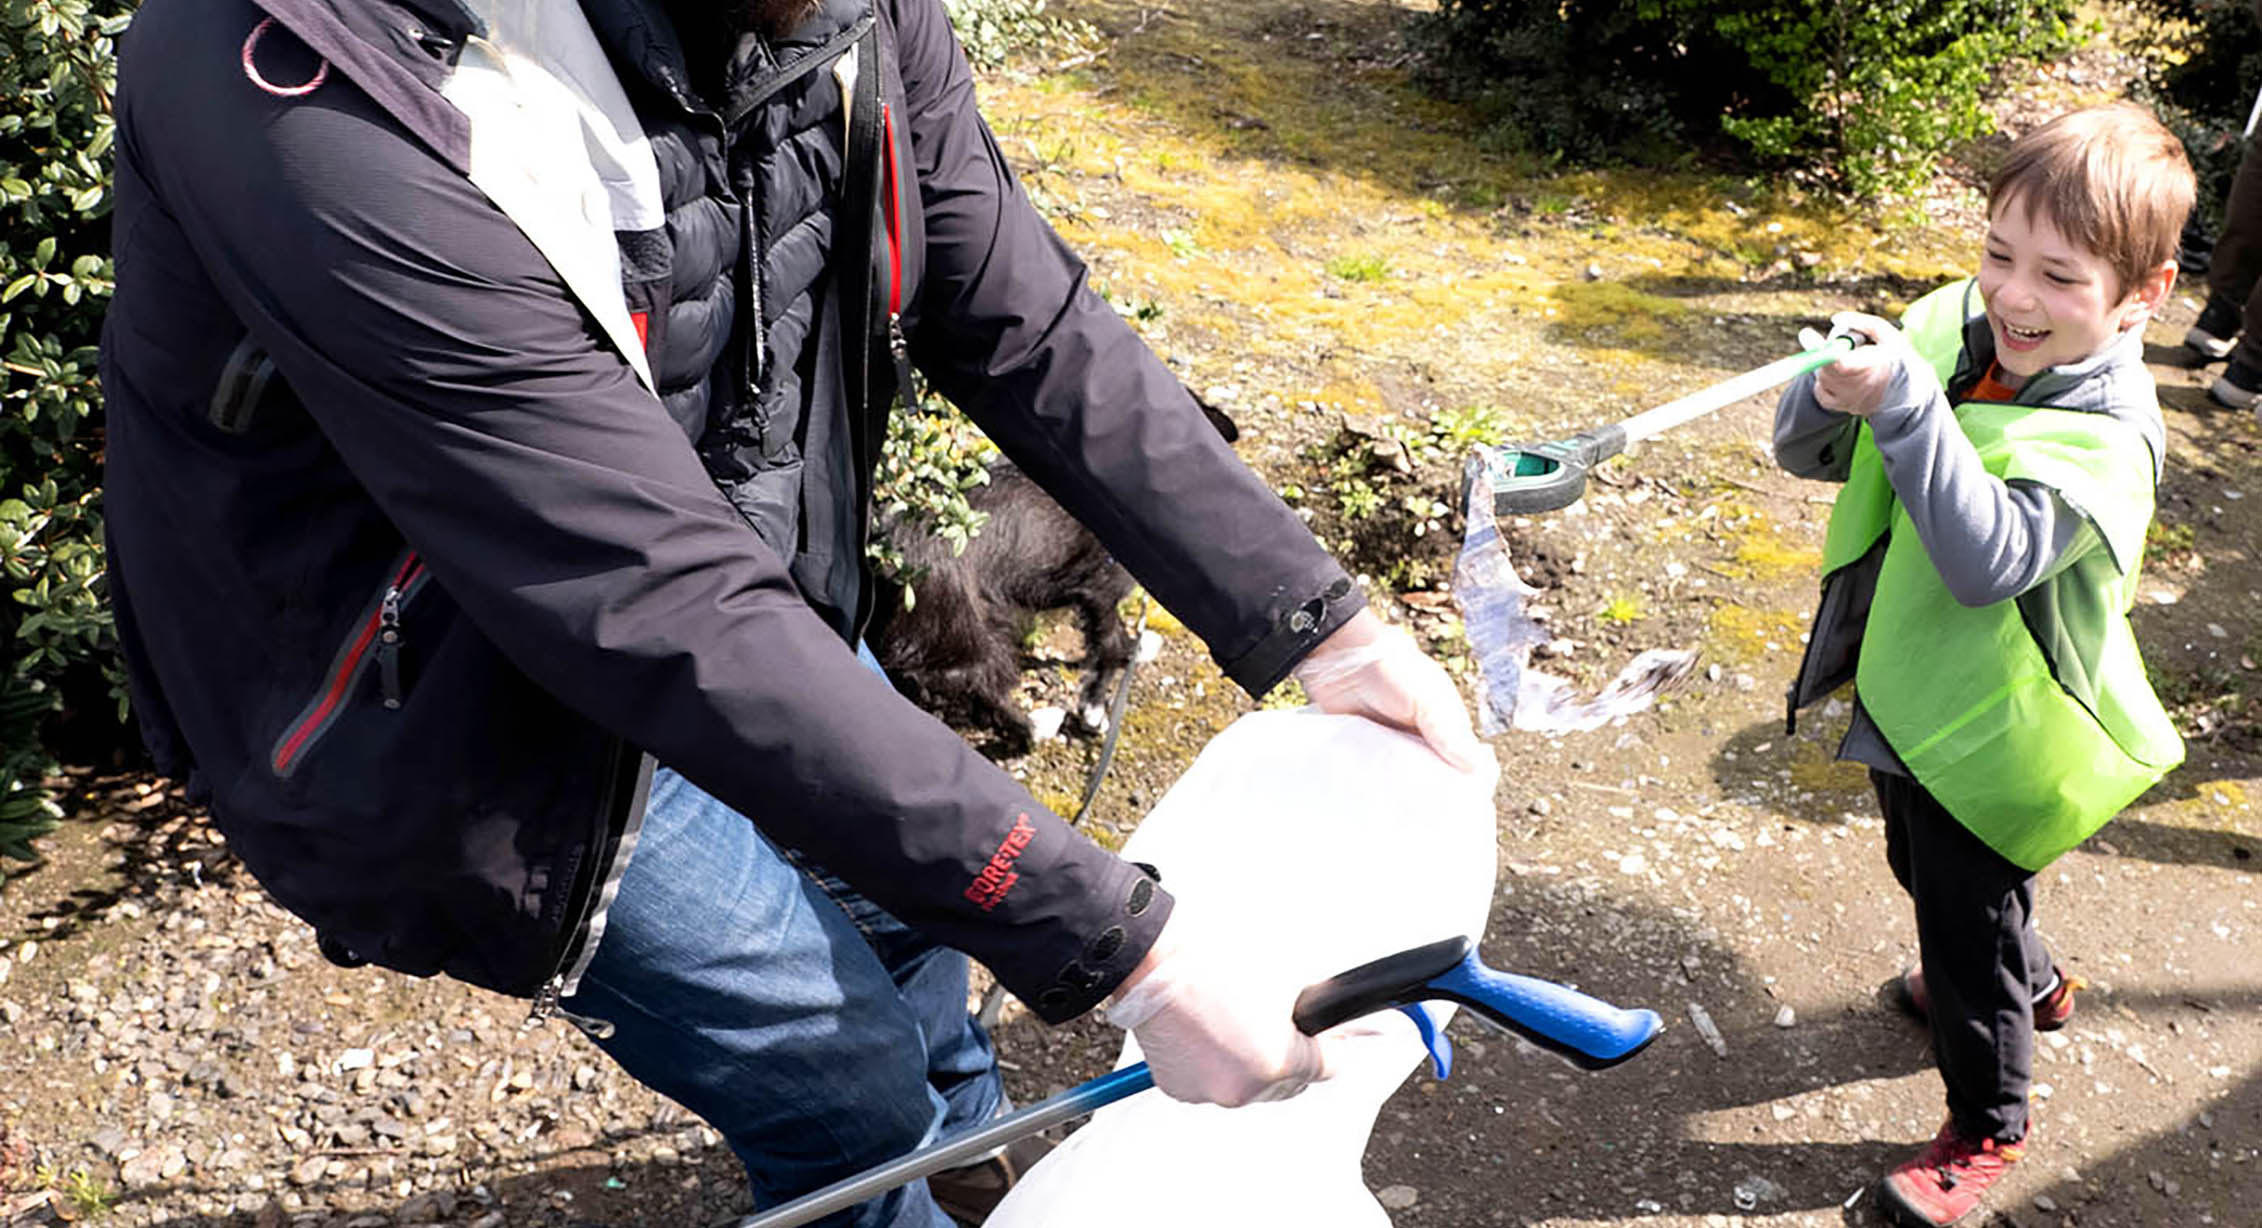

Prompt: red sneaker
[
  {"left": 1898, "top": 965, "right": 2085, "bottom": 1031},
  {"left": 1878, "top": 1120, "right": 2026, "bottom": 1226}
]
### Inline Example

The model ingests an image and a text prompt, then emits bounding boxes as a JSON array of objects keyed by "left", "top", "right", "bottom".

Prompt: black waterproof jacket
[{"left": 101, "top": 0, "right": 1362, "bottom": 1022}]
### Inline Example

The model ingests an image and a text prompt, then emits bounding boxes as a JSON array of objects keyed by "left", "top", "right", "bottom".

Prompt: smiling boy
[{"left": 1772, "top": 103, "right": 2191, "bottom": 1227}]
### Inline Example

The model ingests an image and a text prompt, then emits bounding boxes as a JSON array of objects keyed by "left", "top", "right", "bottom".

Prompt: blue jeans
[{"left": 561, "top": 764, "right": 1005, "bottom": 1228}]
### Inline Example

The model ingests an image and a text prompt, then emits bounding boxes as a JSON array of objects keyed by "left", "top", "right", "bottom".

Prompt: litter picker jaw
[
  {"left": 733, "top": 938, "right": 1662, "bottom": 1228},
  {"left": 1481, "top": 332, "right": 1859, "bottom": 517},
  {"left": 1483, "top": 424, "right": 1630, "bottom": 518}
]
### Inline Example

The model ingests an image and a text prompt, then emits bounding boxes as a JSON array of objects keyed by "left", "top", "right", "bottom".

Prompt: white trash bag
[{"left": 985, "top": 709, "right": 1500, "bottom": 1228}]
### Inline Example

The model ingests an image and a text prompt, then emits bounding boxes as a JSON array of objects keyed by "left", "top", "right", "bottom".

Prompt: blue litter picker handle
[
  {"left": 1294, "top": 934, "right": 1661, "bottom": 1073},
  {"left": 735, "top": 937, "right": 1661, "bottom": 1227}
]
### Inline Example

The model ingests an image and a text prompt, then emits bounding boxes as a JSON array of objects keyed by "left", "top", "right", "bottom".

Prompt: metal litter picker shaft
[
  {"left": 1484, "top": 333, "right": 1857, "bottom": 516},
  {"left": 732, "top": 936, "right": 1661, "bottom": 1228}
]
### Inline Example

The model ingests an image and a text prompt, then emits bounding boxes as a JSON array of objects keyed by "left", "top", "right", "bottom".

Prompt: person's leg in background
[{"left": 2196, "top": 122, "right": 2262, "bottom": 408}]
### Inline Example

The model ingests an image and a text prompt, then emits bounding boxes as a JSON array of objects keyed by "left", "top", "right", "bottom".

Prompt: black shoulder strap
[{"left": 837, "top": 21, "right": 889, "bottom": 447}]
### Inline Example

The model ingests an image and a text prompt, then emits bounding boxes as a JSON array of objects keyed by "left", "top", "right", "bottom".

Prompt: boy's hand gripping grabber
[
  {"left": 734, "top": 936, "right": 1663, "bottom": 1228},
  {"left": 1483, "top": 331, "right": 1860, "bottom": 516}
]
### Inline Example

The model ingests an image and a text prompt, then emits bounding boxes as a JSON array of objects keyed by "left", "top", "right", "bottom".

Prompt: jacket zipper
[
  {"left": 524, "top": 748, "right": 652, "bottom": 1040},
  {"left": 270, "top": 551, "right": 428, "bottom": 778}
]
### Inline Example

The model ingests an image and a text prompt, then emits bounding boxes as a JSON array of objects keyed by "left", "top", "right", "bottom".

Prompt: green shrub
[
  {"left": 0, "top": 673, "right": 60, "bottom": 864},
  {"left": 869, "top": 383, "right": 997, "bottom": 597},
  {"left": 2126, "top": 0, "right": 2262, "bottom": 235},
  {"left": 1, "top": 0, "right": 133, "bottom": 877},
  {"left": 1406, "top": 0, "right": 2080, "bottom": 198},
  {"left": 943, "top": 0, "right": 1094, "bottom": 69}
]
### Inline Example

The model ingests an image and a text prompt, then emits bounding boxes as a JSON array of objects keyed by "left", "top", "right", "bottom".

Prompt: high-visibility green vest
[{"left": 1824, "top": 283, "right": 2184, "bottom": 870}]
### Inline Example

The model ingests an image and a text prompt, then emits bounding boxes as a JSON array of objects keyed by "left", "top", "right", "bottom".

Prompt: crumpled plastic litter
[{"left": 1454, "top": 453, "right": 1698, "bottom": 735}]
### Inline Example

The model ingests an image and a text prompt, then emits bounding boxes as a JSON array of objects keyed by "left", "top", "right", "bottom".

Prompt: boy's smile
[{"left": 1976, "top": 196, "right": 2156, "bottom": 386}]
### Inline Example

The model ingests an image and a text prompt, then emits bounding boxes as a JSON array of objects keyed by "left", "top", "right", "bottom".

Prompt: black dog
[{"left": 872, "top": 397, "right": 1237, "bottom": 756}]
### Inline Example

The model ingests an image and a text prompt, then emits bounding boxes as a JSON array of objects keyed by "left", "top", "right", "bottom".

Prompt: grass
[
  {"left": 1324, "top": 252, "right": 1391, "bottom": 282},
  {"left": 36, "top": 1165, "right": 117, "bottom": 1218},
  {"left": 1598, "top": 593, "right": 1644, "bottom": 624}
]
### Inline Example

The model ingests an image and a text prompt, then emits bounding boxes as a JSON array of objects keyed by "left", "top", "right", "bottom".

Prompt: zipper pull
[
  {"left": 376, "top": 584, "right": 406, "bottom": 709},
  {"left": 525, "top": 975, "right": 617, "bottom": 1040},
  {"left": 888, "top": 312, "right": 907, "bottom": 363}
]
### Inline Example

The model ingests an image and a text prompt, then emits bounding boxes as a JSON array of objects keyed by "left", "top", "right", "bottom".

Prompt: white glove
[
  {"left": 1106, "top": 912, "right": 1328, "bottom": 1107},
  {"left": 1292, "top": 610, "right": 1486, "bottom": 772}
]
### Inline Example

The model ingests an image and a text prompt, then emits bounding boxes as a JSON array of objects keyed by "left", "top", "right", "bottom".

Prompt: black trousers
[
  {"left": 2209, "top": 128, "right": 2262, "bottom": 371},
  {"left": 1874, "top": 770, "right": 2053, "bottom": 1143}
]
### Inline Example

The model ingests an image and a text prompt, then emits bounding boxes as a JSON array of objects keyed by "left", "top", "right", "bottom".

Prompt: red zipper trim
[
  {"left": 881, "top": 102, "right": 903, "bottom": 317},
  {"left": 272, "top": 552, "right": 425, "bottom": 776}
]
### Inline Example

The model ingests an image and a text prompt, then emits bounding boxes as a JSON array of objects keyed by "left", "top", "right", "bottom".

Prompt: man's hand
[
  {"left": 1106, "top": 910, "right": 1331, "bottom": 1107},
  {"left": 1292, "top": 609, "right": 1486, "bottom": 772},
  {"left": 1811, "top": 312, "right": 1917, "bottom": 418}
]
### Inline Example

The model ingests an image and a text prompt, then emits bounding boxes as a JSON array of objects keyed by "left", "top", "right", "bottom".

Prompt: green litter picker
[{"left": 1480, "top": 330, "right": 1860, "bottom": 516}]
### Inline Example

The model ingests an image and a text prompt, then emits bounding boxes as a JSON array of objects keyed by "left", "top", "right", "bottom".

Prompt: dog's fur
[{"left": 871, "top": 398, "right": 1236, "bottom": 755}]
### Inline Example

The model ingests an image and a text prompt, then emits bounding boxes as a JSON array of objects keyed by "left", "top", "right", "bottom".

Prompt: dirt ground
[{"left": 3, "top": 2, "right": 2258, "bottom": 1227}]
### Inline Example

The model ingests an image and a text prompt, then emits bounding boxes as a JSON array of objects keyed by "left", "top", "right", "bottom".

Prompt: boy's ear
[{"left": 2120, "top": 260, "right": 2177, "bottom": 329}]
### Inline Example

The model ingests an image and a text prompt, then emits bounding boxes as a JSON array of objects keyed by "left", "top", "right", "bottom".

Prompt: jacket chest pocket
[{"left": 270, "top": 550, "right": 430, "bottom": 779}]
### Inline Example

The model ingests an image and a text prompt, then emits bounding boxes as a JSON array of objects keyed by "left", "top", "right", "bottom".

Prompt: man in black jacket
[{"left": 99, "top": 0, "right": 1484, "bottom": 1223}]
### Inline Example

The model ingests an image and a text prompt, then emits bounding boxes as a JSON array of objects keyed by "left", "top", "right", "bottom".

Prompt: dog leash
[
  {"left": 975, "top": 593, "right": 1149, "bottom": 1031},
  {"left": 1071, "top": 592, "right": 1148, "bottom": 820},
  {"left": 735, "top": 936, "right": 1663, "bottom": 1228}
]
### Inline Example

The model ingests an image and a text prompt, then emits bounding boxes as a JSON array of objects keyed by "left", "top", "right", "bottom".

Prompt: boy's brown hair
[{"left": 1988, "top": 102, "right": 2195, "bottom": 298}]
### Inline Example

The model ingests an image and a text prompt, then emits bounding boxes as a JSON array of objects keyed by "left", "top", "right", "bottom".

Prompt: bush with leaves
[
  {"left": 2126, "top": 0, "right": 2262, "bottom": 236},
  {"left": 942, "top": 0, "right": 1093, "bottom": 70},
  {"left": 1407, "top": 0, "right": 2079, "bottom": 198},
  {"left": 1, "top": 0, "right": 133, "bottom": 878},
  {"left": 869, "top": 386, "right": 997, "bottom": 596},
  {"left": 0, "top": 673, "right": 59, "bottom": 865}
]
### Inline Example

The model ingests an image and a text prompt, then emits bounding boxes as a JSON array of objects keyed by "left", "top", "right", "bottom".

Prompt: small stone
[
  {"left": 2034, "top": 1194, "right": 2059, "bottom": 1212},
  {"left": 1773, "top": 1005, "right": 1796, "bottom": 1029},
  {"left": 1733, "top": 1174, "right": 1785, "bottom": 1209},
  {"left": 1528, "top": 797, "right": 1552, "bottom": 817},
  {"left": 1687, "top": 1002, "right": 1728, "bottom": 1058},
  {"left": 337, "top": 1048, "right": 375, "bottom": 1072},
  {"left": 290, "top": 1155, "right": 329, "bottom": 1187},
  {"left": 1376, "top": 1185, "right": 1419, "bottom": 1211},
  {"left": 131, "top": 1143, "right": 186, "bottom": 1188}
]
